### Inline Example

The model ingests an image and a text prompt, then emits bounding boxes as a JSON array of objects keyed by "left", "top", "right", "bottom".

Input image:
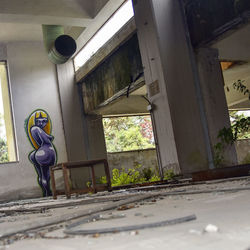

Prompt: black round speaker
[{"left": 54, "top": 35, "right": 77, "bottom": 57}]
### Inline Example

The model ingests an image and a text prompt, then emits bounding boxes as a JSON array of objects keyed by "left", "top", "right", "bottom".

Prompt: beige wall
[
  {"left": 107, "top": 148, "right": 158, "bottom": 172},
  {"left": 236, "top": 139, "right": 250, "bottom": 164},
  {"left": 0, "top": 42, "right": 68, "bottom": 201}
]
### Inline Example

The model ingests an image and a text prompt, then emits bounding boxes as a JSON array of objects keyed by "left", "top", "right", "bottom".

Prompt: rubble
[{"left": 0, "top": 177, "right": 249, "bottom": 249}]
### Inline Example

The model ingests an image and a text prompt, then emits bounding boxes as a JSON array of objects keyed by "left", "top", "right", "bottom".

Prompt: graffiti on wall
[{"left": 25, "top": 109, "right": 57, "bottom": 196}]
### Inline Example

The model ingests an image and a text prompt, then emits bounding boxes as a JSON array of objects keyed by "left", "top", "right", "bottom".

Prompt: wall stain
[{"left": 80, "top": 33, "right": 143, "bottom": 113}]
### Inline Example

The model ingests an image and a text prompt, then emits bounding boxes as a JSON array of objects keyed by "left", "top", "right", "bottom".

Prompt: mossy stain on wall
[{"left": 81, "top": 33, "right": 143, "bottom": 113}]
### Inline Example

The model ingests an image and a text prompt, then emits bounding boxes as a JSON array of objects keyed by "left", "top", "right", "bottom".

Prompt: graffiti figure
[{"left": 26, "top": 110, "right": 57, "bottom": 196}]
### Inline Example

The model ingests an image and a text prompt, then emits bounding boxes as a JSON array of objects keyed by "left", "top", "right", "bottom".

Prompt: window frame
[
  {"left": 73, "top": 0, "right": 134, "bottom": 71},
  {"left": 0, "top": 60, "right": 19, "bottom": 164}
]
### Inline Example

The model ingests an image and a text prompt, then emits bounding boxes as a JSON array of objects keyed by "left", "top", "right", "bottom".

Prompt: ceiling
[
  {"left": 1, "top": 0, "right": 248, "bottom": 113},
  {"left": 212, "top": 23, "right": 250, "bottom": 110},
  {"left": 212, "top": 23, "right": 250, "bottom": 61},
  {"left": 0, "top": 0, "right": 124, "bottom": 42}
]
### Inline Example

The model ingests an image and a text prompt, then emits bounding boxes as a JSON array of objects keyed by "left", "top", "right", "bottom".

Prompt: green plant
[
  {"left": 149, "top": 175, "right": 161, "bottom": 182},
  {"left": 98, "top": 165, "right": 175, "bottom": 187},
  {"left": 110, "top": 166, "right": 146, "bottom": 187},
  {"left": 103, "top": 116, "right": 155, "bottom": 153},
  {"left": 142, "top": 167, "right": 156, "bottom": 181},
  {"left": 86, "top": 181, "right": 91, "bottom": 188},
  {"left": 163, "top": 169, "right": 175, "bottom": 180},
  {"left": 213, "top": 114, "right": 250, "bottom": 167},
  {"left": 0, "top": 138, "right": 8, "bottom": 163}
]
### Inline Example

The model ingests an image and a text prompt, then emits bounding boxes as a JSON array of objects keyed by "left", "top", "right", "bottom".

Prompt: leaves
[
  {"left": 98, "top": 165, "right": 175, "bottom": 187},
  {"left": 213, "top": 111, "right": 250, "bottom": 167},
  {"left": 0, "top": 138, "right": 8, "bottom": 163},
  {"left": 0, "top": 113, "right": 9, "bottom": 163},
  {"left": 103, "top": 116, "right": 155, "bottom": 152}
]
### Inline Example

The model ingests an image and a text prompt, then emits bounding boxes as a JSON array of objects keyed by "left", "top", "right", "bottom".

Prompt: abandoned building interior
[{"left": 0, "top": 0, "right": 249, "bottom": 249}]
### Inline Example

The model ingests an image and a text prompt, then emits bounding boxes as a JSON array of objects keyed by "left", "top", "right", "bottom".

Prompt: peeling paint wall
[{"left": 80, "top": 33, "right": 143, "bottom": 113}]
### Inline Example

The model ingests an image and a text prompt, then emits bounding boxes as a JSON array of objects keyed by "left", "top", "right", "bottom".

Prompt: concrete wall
[
  {"left": 0, "top": 42, "right": 67, "bottom": 201},
  {"left": 196, "top": 48, "right": 238, "bottom": 166},
  {"left": 133, "top": 0, "right": 212, "bottom": 174},
  {"left": 57, "top": 61, "right": 107, "bottom": 189},
  {"left": 236, "top": 139, "right": 250, "bottom": 164},
  {"left": 107, "top": 148, "right": 158, "bottom": 172}
]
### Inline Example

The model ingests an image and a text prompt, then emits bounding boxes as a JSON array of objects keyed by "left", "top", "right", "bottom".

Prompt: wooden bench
[{"left": 50, "top": 159, "right": 112, "bottom": 199}]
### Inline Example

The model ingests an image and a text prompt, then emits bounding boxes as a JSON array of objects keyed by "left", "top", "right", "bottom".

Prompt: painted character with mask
[{"left": 26, "top": 110, "right": 57, "bottom": 196}]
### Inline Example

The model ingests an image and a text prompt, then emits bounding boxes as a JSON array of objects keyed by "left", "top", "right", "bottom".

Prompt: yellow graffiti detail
[{"left": 27, "top": 110, "right": 52, "bottom": 150}]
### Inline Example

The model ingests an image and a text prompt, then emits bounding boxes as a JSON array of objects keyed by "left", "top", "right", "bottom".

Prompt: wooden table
[{"left": 50, "top": 159, "right": 112, "bottom": 199}]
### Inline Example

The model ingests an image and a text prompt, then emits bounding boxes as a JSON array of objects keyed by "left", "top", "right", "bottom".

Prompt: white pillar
[
  {"left": 133, "top": 0, "right": 216, "bottom": 174},
  {"left": 57, "top": 61, "right": 107, "bottom": 188},
  {"left": 196, "top": 48, "right": 238, "bottom": 166}
]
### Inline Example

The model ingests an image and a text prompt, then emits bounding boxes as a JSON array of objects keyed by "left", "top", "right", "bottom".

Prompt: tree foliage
[
  {"left": 103, "top": 116, "right": 155, "bottom": 152},
  {"left": 229, "top": 111, "right": 250, "bottom": 139},
  {"left": 0, "top": 113, "right": 8, "bottom": 163},
  {"left": 0, "top": 138, "right": 8, "bottom": 163},
  {"left": 213, "top": 110, "right": 250, "bottom": 167}
]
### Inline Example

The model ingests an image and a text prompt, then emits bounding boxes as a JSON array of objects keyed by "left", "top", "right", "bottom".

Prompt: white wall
[{"left": 0, "top": 42, "right": 68, "bottom": 201}]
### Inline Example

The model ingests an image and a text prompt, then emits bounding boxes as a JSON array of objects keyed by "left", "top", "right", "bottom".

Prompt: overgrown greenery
[
  {"left": 103, "top": 116, "right": 155, "bottom": 152},
  {"left": 0, "top": 114, "right": 8, "bottom": 163},
  {"left": 89, "top": 165, "right": 175, "bottom": 188},
  {"left": 213, "top": 111, "right": 250, "bottom": 167},
  {"left": 0, "top": 138, "right": 8, "bottom": 163}
]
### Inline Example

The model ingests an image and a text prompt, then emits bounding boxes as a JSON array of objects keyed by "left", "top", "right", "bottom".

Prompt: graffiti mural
[{"left": 25, "top": 109, "right": 57, "bottom": 196}]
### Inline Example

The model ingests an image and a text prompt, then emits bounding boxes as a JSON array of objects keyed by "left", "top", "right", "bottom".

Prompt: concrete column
[
  {"left": 196, "top": 48, "right": 238, "bottom": 166},
  {"left": 57, "top": 61, "right": 107, "bottom": 188},
  {"left": 132, "top": 0, "right": 213, "bottom": 174}
]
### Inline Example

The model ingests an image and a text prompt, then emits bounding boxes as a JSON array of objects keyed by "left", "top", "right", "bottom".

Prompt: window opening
[
  {"left": 74, "top": 0, "right": 134, "bottom": 71},
  {"left": 103, "top": 115, "right": 155, "bottom": 153},
  {"left": 101, "top": 115, "right": 174, "bottom": 186},
  {"left": 0, "top": 62, "right": 17, "bottom": 163},
  {"left": 229, "top": 110, "right": 250, "bottom": 139}
]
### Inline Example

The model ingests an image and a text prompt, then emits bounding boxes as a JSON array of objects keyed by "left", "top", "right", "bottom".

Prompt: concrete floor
[{"left": 1, "top": 178, "right": 250, "bottom": 250}]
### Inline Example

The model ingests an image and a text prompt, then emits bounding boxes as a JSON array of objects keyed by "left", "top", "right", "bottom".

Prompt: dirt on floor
[{"left": 0, "top": 177, "right": 250, "bottom": 250}]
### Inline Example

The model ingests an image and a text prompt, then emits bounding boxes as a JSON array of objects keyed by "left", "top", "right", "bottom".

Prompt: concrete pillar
[
  {"left": 132, "top": 0, "right": 238, "bottom": 175},
  {"left": 196, "top": 48, "right": 238, "bottom": 166},
  {"left": 132, "top": 0, "right": 213, "bottom": 175},
  {"left": 57, "top": 61, "right": 107, "bottom": 188}
]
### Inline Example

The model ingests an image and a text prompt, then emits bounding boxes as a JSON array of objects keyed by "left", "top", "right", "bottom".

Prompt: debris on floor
[
  {"left": 204, "top": 224, "right": 219, "bottom": 233},
  {"left": 0, "top": 176, "right": 250, "bottom": 249}
]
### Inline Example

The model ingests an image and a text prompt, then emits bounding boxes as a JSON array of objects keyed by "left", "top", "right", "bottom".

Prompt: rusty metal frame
[{"left": 50, "top": 159, "right": 112, "bottom": 199}]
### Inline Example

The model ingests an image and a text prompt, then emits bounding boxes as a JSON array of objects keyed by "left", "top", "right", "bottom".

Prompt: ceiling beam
[{"left": 0, "top": 14, "right": 93, "bottom": 27}]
